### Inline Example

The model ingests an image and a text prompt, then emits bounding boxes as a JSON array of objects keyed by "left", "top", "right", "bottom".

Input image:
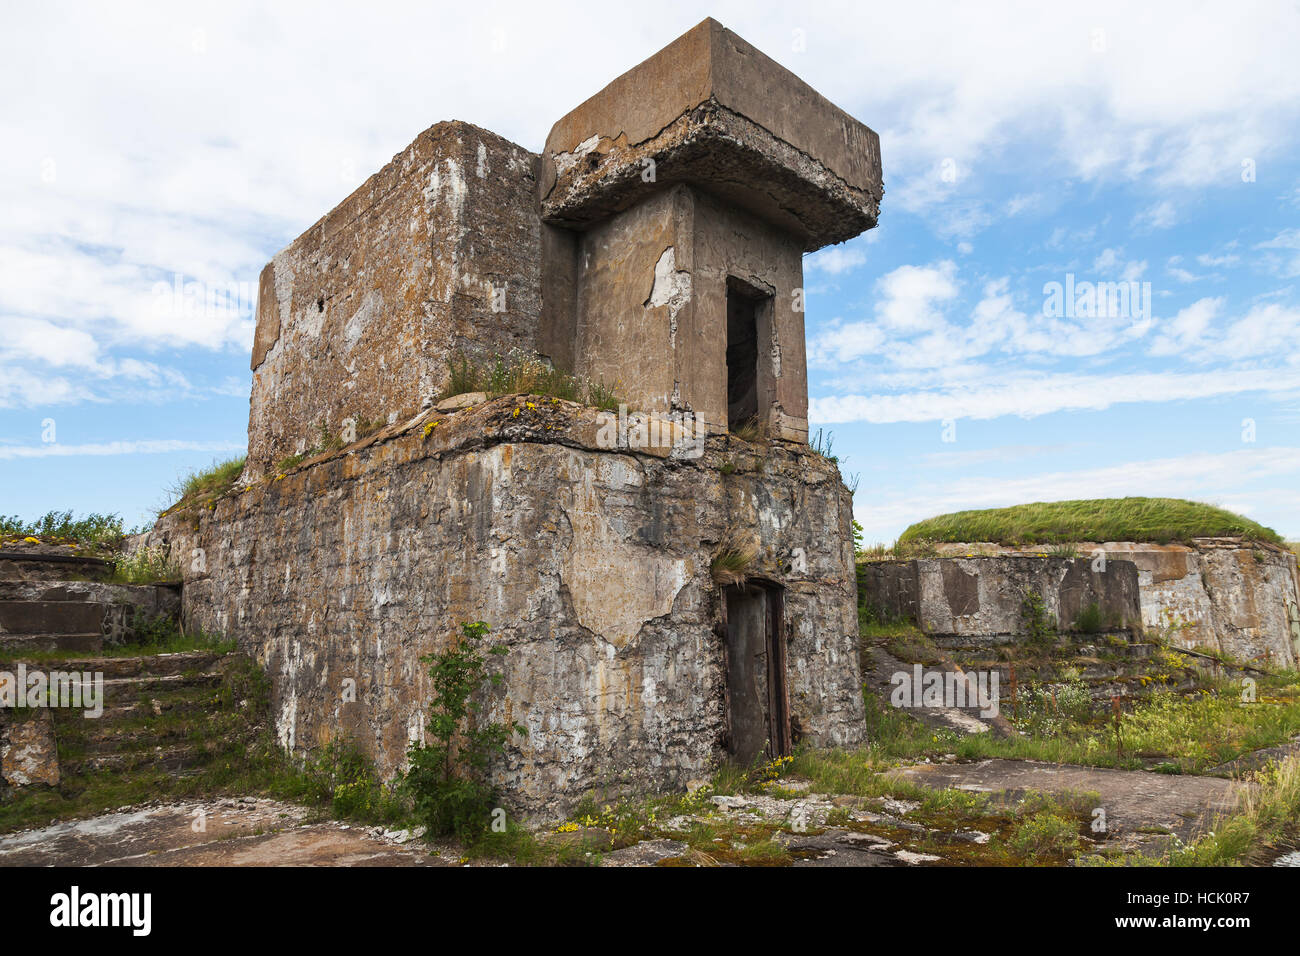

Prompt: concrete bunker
[{"left": 153, "top": 18, "right": 883, "bottom": 817}]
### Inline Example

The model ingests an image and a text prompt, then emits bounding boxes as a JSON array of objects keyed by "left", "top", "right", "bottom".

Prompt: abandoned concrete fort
[{"left": 145, "top": 19, "right": 882, "bottom": 814}]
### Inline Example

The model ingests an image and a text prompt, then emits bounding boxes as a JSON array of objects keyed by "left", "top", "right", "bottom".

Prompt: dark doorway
[
  {"left": 726, "top": 280, "right": 764, "bottom": 430},
  {"left": 723, "top": 582, "right": 791, "bottom": 764}
]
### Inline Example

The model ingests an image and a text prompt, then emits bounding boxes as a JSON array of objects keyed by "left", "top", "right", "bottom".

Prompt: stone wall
[
  {"left": 150, "top": 397, "right": 863, "bottom": 817},
  {"left": 858, "top": 556, "right": 1142, "bottom": 642},
  {"left": 871, "top": 541, "right": 1300, "bottom": 667},
  {"left": 1090, "top": 540, "right": 1299, "bottom": 667},
  {"left": 246, "top": 121, "right": 543, "bottom": 479}
]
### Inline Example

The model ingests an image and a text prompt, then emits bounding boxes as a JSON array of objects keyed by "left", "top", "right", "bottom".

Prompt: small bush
[
  {"left": 0, "top": 511, "right": 125, "bottom": 551},
  {"left": 1020, "top": 589, "right": 1056, "bottom": 644},
  {"left": 711, "top": 547, "right": 756, "bottom": 587},
  {"left": 1074, "top": 601, "right": 1104, "bottom": 634},
  {"left": 402, "top": 622, "right": 526, "bottom": 839},
  {"left": 1009, "top": 810, "right": 1082, "bottom": 859},
  {"left": 730, "top": 417, "right": 764, "bottom": 443}
]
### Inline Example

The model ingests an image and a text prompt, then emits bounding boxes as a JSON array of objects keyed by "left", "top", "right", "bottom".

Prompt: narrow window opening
[{"left": 726, "top": 280, "right": 766, "bottom": 431}]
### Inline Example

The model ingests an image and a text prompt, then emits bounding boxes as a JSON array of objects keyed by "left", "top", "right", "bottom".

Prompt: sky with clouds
[{"left": 2, "top": 1, "right": 1298, "bottom": 541}]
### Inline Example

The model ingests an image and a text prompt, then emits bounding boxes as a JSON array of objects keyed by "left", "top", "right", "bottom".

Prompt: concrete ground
[
  {"left": 0, "top": 756, "right": 1273, "bottom": 866},
  {"left": 0, "top": 797, "right": 450, "bottom": 867}
]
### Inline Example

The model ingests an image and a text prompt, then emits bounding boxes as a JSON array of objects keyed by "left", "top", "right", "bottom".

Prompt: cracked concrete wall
[
  {"left": 858, "top": 556, "right": 1142, "bottom": 642},
  {"left": 1097, "top": 540, "right": 1300, "bottom": 667},
  {"left": 570, "top": 184, "right": 806, "bottom": 438},
  {"left": 151, "top": 398, "right": 862, "bottom": 817},
  {"left": 246, "top": 121, "right": 543, "bottom": 479},
  {"left": 863, "top": 542, "right": 1300, "bottom": 667}
]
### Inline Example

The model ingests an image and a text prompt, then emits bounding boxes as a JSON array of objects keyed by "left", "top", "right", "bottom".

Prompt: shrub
[
  {"left": 402, "top": 622, "right": 526, "bottom": 838},
  {"left": 1009, "top": 810, "right": 1082, "bottom": 859},
  {"left": 0, "top": 511, "right": 125, "bottom": 550},
  {"left": 1020, "top": 589, "right": 1056, "bottom": 643},
  {"left": 1074, "top": 601, "right": 1104, "bottom": 634}
]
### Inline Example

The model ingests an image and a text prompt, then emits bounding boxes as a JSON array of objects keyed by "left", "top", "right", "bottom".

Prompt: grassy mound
[{"left": 899, "top": 497, "right": 1283, "bottom": 547}]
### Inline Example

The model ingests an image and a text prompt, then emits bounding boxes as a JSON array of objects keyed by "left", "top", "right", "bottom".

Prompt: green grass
[
  {"left": 164, "top": 455, "right": 245, "bottom": 512},
  {"left": 442, "top": 351, "right": 622, "bottom": 412},
  {"left": 1083, "top": 754, "right": 1300, "bottom": 866},
  {"left": 898, "top": 497, "right": 1283, "bottom": 547}
]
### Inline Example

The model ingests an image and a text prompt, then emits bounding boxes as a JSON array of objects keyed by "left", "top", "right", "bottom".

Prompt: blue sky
[{"left": 2, "top": 2, "right": 1298, "bottom": 542}]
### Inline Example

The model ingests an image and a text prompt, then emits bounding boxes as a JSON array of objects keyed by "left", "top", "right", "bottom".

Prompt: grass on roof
[{"left": 898, "top": 497, "right": 1283, "bottom": 547}]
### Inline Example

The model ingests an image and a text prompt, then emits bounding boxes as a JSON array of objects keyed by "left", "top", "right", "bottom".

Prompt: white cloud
[
  {"left": 1256, "top": 228, "right": 1300, "bottom": 278},
  {"left": 1148, "top": 297, "right": 1221, "bottom": 356},
  {"left": 811, "top": 366, "right": 1300, "bottom": 424},
  {"left": 1133, "top": 199, "right": 1178, "bottom": 230},
  {"left": 805, "top": 244, "right": 867, "bottom": 275},
  {"left": 0, "top": 439, "right": 244, "bottom": 461}
]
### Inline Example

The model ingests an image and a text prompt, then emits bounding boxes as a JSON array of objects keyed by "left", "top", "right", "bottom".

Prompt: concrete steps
[
  {"left": 21, "top": 651, "right": 262, "bottom": 782},
  {"left": 0, "top": 552, "right": 181, "bottom": 654}
]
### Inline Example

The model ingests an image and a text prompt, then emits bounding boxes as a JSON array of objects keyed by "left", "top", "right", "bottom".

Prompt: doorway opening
[{"left": 723, "top": 581, "right": 791, "bottom": 764}]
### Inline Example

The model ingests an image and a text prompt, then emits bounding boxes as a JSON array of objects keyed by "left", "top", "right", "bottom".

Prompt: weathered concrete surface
[
  {"left": 887, "top": 758, "right": 1247, "bottom": 852},
  {"left": 0, "top": 578, "right": 180, "bottom": 653},
  {"left": 0, "top": 708, "right": 59, "bottom": 788},
  {"left": 541, "top": 18, "right": 882, "bottom": 249},
  {"left": 926, "top": 540, "right": 1300, "bottom": 667},
  {"left": 1102, "top": 539, "right": 1299, "bottom": 667},
  {"left": 0, "top": 798, "right": 444, "bottom": 867},
  {"left": 150, "top": 396, "right": 863, "bottom": 818},
  {"left": 859, "top": 556, "right": 1141, "bottom": 641},
  {"left": 246, "top": 121, "right": 542, "bottom": 479},
  {"left": 561, "top": 185, "right": 808, "bottom": 439}
]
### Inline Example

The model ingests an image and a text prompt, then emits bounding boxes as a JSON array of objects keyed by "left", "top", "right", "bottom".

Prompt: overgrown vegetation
[
  {"left": 1019, "top": 588, "right": 1056, "bottom": 644},
  {"left": 899, "top": 497, "right": 1284, "bottom": 547},
  {"left": 107, "top": 546, "right": 180, "bottom": 584},
  {"left": 165, "top": 456, "right": 245, "bottom": 512},
  {"left": 0, "top": 640, "right": 411, "bottom": 834},
  {"left": 1084, "top": 754, "right": 1300, "bottom": 866},
  {"left": 401, "top": 621, "right": 526, "bottom": 840},
  {"left": 807, "top": 427, "right": 837, "bottom": 461},
  {"left": 442, "top": 351, "right": 622, "bottom": 412},
  {"left": 729, "top": 417, "right": 765, "bottom": 443},
  {"left": 0, "top": 511, "right": 126, "bottom": 553}
]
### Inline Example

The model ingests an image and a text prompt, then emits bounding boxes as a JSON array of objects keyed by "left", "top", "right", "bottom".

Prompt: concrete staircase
[
  {"left": 0, "top": 550, "right": 179, "bottom": 654},
  {"left": 54, "top": 650, "right": 249, "bottom": 777},
  {"left": 2, "top": 649, "right": 263, "bottom": 792}
]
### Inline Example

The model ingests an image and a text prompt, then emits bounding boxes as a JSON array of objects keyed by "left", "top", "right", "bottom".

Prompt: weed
[
  {"left": 710, "top": 546, "right": 756, "bottom": 587},
  {"left": 401, "top": 621, "right": 526, "bottom": 839}
]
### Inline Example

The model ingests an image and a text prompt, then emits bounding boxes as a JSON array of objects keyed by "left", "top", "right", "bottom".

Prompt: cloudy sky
[{"left": 2, "top": 1, "right": 1298, "bottom": 541}]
